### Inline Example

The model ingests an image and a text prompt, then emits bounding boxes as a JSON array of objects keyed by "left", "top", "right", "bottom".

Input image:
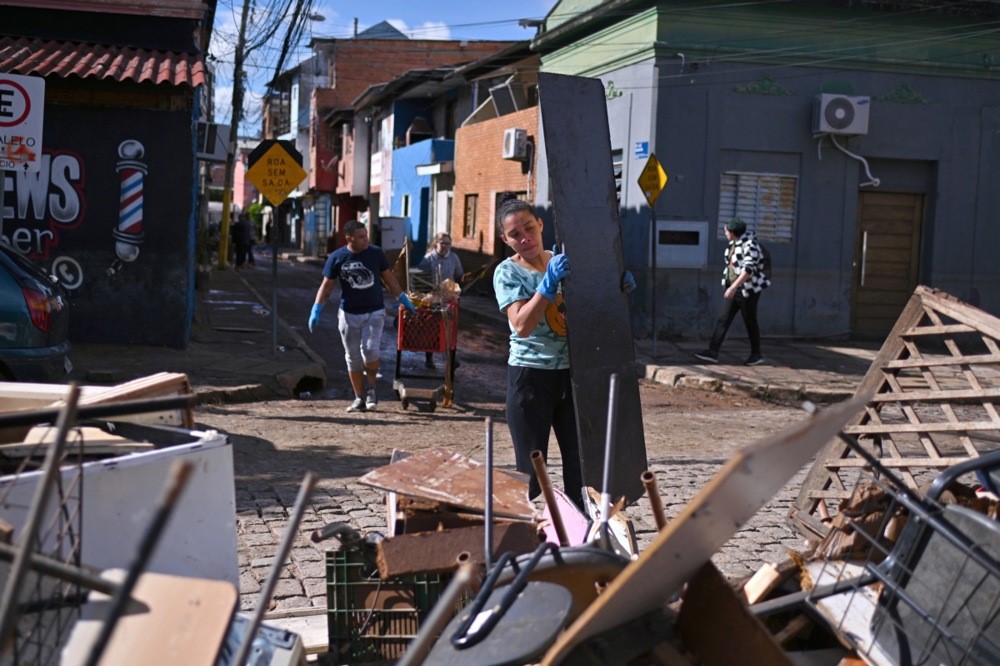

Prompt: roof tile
[{"left": 0, "top": 36, "right": 206, "bottom": 87}]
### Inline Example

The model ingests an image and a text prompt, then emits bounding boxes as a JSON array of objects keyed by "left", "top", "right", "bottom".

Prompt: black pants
[
  {"left": 506, "top": 366, "right": 583, "bottom": 508},
  {"left": 708, "top": 290, "right": 762, "bottom": 355}
]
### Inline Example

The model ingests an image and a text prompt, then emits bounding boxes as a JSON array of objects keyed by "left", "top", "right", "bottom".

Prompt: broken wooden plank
[
  {"left": 741, "top": 560, "right": 798, "bottom": 606},
  {"left": 541, "top": 393, "right": 871, "bottom": 665},
  {"left": 358, "top": 447, "right": 534, "bottom": 520},
  {"left": 677, "top": 563, "right": 790, "bottom": 666},
  {"left": 0, "top": 425, "right": 152, "bottom": 458},
  {"left": 376, "top": 522, "right": 539, "bottom": 579},
  {"left": 61, "top": 570, "right": 237, "bottom": 665}
]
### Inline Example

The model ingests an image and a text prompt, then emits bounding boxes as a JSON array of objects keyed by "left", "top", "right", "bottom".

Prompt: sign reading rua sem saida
[{"left": 246, "top": 140, "right": 306, "bottom": 205}]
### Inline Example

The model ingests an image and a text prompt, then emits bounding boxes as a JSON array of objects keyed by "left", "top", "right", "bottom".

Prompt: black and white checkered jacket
[{"left": 722, "top": 231, "right": 771, "bottom": 296}]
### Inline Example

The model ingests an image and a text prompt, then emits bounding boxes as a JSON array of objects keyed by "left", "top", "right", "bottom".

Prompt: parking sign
[{"left": 0, "top": 73, "right": 45, "bottom": 173}]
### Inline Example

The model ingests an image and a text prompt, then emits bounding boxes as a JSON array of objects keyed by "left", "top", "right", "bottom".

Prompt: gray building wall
[{"left": 537, "top": 59, "right": 1000, "bottom": 340}]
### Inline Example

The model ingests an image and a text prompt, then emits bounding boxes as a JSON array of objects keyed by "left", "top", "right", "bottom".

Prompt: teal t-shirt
[{"left": 493, "top": 257, "right": 569, "bottom": 369}]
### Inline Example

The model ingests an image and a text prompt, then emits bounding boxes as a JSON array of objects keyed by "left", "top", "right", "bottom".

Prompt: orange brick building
[{"left": 451, "top": 107, "right": 539, "bottom": 274}]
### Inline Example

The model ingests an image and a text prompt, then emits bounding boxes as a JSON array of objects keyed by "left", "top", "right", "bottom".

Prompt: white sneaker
[
  {"left": 365, "top": 387, "right": 378, "bottom": 411},
  {"left": 346, "top": 397, "right": 366, "bottom": 413}
]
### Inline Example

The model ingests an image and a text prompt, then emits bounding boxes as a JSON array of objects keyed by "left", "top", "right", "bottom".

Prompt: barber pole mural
[
  {"left": 1, "top": 105, "right": 195, "bottom": 346},
  {"left": 109, "top": 139, "right": 147, "bottom": 276}
]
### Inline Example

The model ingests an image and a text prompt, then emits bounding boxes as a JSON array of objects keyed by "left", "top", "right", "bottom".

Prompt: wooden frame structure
[{"left": 789, "top": 286, "right": 1000, "bottom": 540}]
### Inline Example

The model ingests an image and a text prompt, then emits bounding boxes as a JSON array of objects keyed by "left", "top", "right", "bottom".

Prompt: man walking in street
[
  {"left": 695, "top": 217, "right": 770, "bottom": 366},
  {"left": 308, "top": 220, "right": 416, "bottom": 412}
]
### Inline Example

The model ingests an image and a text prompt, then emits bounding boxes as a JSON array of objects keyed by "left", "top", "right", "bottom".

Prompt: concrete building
[{"left": 531, "top": 0, "right": 1000, "bottom": 341}]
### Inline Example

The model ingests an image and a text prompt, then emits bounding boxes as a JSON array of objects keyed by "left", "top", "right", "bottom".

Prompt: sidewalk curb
[
  {"left": 235, "top": 270, "right": 328, "bottom": 380},
  {"left": 640, "top": 363, "right": 855, "bottom": 404}
]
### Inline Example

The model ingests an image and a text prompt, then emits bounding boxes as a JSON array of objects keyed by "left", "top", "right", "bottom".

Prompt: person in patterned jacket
[{"left": 695, "top": 217, "right": 771, "bottom": 366}]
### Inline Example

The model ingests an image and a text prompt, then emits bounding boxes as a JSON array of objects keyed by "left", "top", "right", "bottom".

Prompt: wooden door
[{"left": 850, "top": 191, "right": 923, "bottom": 338}]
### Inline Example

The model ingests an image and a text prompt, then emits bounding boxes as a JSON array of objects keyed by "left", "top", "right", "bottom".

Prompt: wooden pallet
[{"left": 789, "top": 285, "right": 1000, "bottom": 540}]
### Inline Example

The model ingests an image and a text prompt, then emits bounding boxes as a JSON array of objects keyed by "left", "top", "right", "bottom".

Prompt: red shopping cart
[{"left": 393, "top": 301, "right": 458, "bottom": 411}]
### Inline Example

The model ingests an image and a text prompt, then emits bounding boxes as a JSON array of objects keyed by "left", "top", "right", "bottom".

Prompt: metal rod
[
  {"left": 531, "top": 450, "right": 568, "bottom": 547},
  {"left": 84, "top": 459, "right": 194, "bottom": 666},
  {"left": 751, "top": 572, "right": 877, "bottom": 617},
  {"left": 484, "top": 417, "right": 494, "bottom": 569},
  {"left": 233, "top": 471, "right": 318, "bottom": 666},
  {"left": 640, "top": 470, "right": 667, "bottom": 531},
  {"left": 600, "top": 373, "right": 621, "bottom": 547},
  {"left": 0, "top": 384, "right": 81, "bottom": 647},
  {"left": 399, "top": 559, "right": 475, "bottom": 666},
  {"left": 0, "top": 542, "right": 118, "bottom": 596},
  {"left": 272, "top": 215, "right": 279, "bottom": 356},
  {"left": 0, "top": 394, "right": 195, "bottom": 429}
]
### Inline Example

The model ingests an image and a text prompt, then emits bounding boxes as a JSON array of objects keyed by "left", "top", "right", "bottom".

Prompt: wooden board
[
  {"left": 676, "top": 563, "right": 789, "bottom": 666},
  {"left": 791, "top": 285, "right": 1000, "bottom": 541},
  {"left": 357, "top": 447, "right": 535, "bottom": 520},
  {"left": 541, "top": 393, "right": 871, "bottom": 664},
  {"left": 62, "top": 570, "right": 237, "bottom": 665},
  {"left": 376, "top": 522, "right": 539, "bottom": 578},
  {"left": 0, "top": 425, "right": 152, "bottom": 458},
  {"left": 538, "top": 72, "right": 648, "bottom": 503}
]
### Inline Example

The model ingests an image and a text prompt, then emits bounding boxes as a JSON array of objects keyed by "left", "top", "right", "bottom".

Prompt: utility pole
[{"left": 218, "top": 1, "right": 251, "bottom": 270}]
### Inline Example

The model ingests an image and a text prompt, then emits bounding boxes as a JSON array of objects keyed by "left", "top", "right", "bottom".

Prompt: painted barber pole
[{"left": 108, "top": 139, "right": 147, "bottom": 276}]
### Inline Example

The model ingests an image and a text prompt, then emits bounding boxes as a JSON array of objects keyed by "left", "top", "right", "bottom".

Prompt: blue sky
[{"left": 210, "top": 0, "right": 558, "bottom": 136}]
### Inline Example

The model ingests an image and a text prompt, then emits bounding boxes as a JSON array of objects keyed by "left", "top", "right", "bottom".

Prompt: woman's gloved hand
[
  {"left": 621, "top": 271, "right": 637, "bottom": 294},
  {"left": 537, "top": 246, "right": 570, "bottom": 302}
]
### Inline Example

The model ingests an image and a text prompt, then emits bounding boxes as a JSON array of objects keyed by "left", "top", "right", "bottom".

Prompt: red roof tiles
[{"left": 0, "top": 36, "right": 206, "bottom": 87}]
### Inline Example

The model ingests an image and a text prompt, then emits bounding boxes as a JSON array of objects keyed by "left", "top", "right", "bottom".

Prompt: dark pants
[
  {"left": 708, "top": 290, "right": 762, "bottom": 355},
  {"left": 506, "top": 366, "right": 583, "bottom": 508},
  {"left": 234, "top": 242, "right": 250, "bottom": 267}
]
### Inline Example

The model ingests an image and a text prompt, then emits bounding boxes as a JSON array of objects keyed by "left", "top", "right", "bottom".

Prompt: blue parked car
[{"left": 0, "top": 242, "right": 71, "bottom": 382}]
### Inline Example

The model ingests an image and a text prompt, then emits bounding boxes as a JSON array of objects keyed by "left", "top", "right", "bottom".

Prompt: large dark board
[{"left": 538, "top": 72, "right": 648, "bottom": 503}]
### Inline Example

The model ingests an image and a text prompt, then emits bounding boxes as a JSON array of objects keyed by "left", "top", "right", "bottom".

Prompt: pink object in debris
[{"left": 540, "top": 487, "right": 590, "bottom": 546}]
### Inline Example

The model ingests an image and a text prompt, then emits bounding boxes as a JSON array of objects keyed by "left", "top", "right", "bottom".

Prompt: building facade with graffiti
[{"left": 1, "top": 0, "right": 213, "bottom": 347}]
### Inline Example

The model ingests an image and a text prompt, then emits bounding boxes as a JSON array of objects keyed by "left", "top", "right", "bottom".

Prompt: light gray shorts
[{"left": 338, "top": 309, "right": 386, "bottom": 372}]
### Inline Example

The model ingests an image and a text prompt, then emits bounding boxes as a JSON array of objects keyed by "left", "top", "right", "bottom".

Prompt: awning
[{"left": 0, "top": 36, "right": 207, "bottom": 87}]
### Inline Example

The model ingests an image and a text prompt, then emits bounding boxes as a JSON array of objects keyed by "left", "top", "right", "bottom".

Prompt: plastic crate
[
  {"left": 326, "top": 547, "right": 453, "bottom": 663},
  {"left": 397, "top": 302, "right": 458, "bottom": 353}
]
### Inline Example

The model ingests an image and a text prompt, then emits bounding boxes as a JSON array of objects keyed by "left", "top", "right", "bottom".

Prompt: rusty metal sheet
[
  {"left": 538, "top": 72, "right": 648, "bottom": 503},
  {"left": 376, "top": 522, "right": 539, "bottom": 579},
  {"left": 358, "top": 448, "right": 534, "bottom": 520}
]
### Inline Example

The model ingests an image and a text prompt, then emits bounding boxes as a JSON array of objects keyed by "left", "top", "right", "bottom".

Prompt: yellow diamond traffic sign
[
  {"left": 246, "top": 140, "right": 307, "bottom": 206},
  {"left": 637, "top": 153, "right": 668, "bottom": 206}
]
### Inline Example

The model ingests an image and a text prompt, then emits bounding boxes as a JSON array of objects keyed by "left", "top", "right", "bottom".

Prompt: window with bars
[
  {"left": 717, "top": 171, "right": 797, "bottom": 242},
  {"left": 463, "top": 194, "right": 478, "bottom": 239}
]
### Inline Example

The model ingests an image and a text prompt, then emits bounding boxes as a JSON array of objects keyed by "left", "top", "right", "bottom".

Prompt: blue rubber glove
[
  {"left": 621, "top": 271, "right": 637, "bottom": 294},
  {"left": 397, "top": 292, "right": 416, "bottom": 313},
  {"left": 537, "top": 248, "right": 570, "bottom": 302},
  {"left": 308, "top": 303, "right": 323, "bottom": 333}
]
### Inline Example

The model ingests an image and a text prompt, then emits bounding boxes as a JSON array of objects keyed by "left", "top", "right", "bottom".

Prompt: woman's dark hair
[{"left": 495, "top": 193, "right": 535, "bottom": 235}]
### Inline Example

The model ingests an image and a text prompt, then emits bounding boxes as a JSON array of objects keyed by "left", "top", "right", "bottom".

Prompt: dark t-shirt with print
[{"left": 322, "top": 245, "right": 390, "bottom": 314}]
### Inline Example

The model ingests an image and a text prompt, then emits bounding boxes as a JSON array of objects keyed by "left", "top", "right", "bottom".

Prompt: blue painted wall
[{"left": 391, "top": 139, "right": 454, "bottom": 257}]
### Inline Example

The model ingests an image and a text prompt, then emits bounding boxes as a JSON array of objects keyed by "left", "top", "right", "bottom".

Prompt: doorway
[{"left": 850, "top": 191, "right": 924, "bottom": 338}]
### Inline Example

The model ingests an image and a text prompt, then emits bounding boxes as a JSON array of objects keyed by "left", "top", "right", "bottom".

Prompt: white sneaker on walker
[
  {"left": 365, "top": 387, "right": 378, "bottom": 411},
  {"left": 347, "top": 397, "right": 367, "bottom": 413}
]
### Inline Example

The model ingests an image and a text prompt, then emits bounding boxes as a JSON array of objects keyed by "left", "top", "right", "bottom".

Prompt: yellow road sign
[
  {"left": 638, "top": 153, "right": 668, "bottom": 206},
  {"left": 246, "top": 140, "right": 307, "bottom": 206}
]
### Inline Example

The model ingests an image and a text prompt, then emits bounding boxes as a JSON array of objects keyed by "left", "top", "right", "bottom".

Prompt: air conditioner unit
[
  {"left": 502, "top": 128, "right": 528, "bottom": 160},
  {"left": 813, "top": 94, "right": 870, "bottom": 135}
]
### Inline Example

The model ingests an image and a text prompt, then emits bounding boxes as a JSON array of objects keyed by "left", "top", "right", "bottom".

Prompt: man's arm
[
  {"left": 315, "top": 277, "right": 336, "bottom": 305},
  {"left": 380, "top": 269, "right": 404, "bottom": 298}
]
